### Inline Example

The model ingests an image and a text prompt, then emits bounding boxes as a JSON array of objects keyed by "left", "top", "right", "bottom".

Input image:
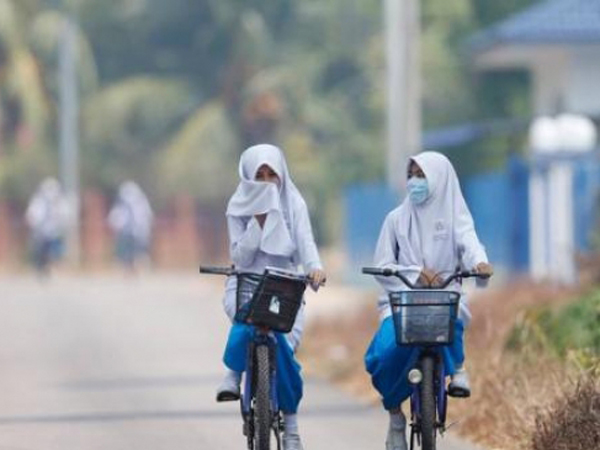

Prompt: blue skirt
[
  {"left": 364, "top": 317, "right": 465, "bottom": 410},
  {"left": 223, "top": 323, "right": 303, "bottom": 414}
]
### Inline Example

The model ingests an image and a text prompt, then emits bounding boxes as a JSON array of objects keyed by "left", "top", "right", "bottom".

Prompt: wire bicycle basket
[{"left": 389, "top": 290, "right": 460, "bottom": 346}]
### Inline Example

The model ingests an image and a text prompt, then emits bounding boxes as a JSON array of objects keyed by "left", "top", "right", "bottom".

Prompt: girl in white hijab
[
  {"left": 218, "top": 144, "right": 326, "bottom": 450},
  {"left": 108, "top": 181, "right": 154, "bottom": 270},
  {"left": 25, "top": 177, "right": 70, "bottom": 274},
  {"left": 365, "top": 152, "right": 493, "bottom": 450}
]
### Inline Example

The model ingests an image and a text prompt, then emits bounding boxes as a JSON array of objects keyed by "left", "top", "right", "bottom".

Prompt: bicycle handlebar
[
  {"left": 199, "top": 265, "right": 235, "bottom": 276},
  {"left": 361, "top": 267, "right": 490, "bottom": 289},
  {"left": 199, "top": 265, "right": 323, "bottom": 287}
]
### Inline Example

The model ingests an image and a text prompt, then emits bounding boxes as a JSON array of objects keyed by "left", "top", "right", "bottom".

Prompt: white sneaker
[
  {"left": 448, "top": 367, "right": 471, "bottom": 398},
  {"left": 283, "top": 432, "right": 304, "bottom": 450},
  {"left": 216, "top": 371, "right": 241, "bottom": 402},
  {"left": 386, "top": 411, "right": 407, "bottom": 450}
]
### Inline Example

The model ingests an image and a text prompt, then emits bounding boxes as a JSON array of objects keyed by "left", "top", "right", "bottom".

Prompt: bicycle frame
[
  {"left": 362, "top": 266, "right": 490, "bottom": 450},
  {"left": 408, "top": 349, "right": 448, "bottom": 450},
  {"left": 200, "top": 265, "right": 315, "bottom": 450}
]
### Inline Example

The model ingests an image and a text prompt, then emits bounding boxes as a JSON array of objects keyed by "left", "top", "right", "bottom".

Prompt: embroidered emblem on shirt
[{"left": 433, "top": 220, "right": 448, "bottom": 241}]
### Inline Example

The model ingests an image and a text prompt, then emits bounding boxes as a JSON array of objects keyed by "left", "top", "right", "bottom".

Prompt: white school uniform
[
  {"left": 373, "top": 152, "right": 488, "bottom": 326},
  {"left": 25, "top": 178, "right": 69, "bottom": 241},
  {"left": 224, "top": 144, "right": 322, "bottom": 350},
  {"left": 108, "top": 181, "right": 154, "bottom": 247}
]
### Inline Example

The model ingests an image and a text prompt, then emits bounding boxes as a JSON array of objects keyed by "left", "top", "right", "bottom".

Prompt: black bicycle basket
[
  {"left": 235, "top": 273, "right": 262, "bottom": 321},
  {"left": 234, "top": 270, "right": 306, "bottom": 333},
  {"left": 389, "top": 290, "right": 460, "bottom": 345}
]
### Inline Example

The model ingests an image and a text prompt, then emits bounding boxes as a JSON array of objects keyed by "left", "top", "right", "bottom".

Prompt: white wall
[
  {"left": 567, "top": 45, "right": 600, "bottom": 116},
  {"left": 479, "top": 44, "right": 600, "bottom": 117},
  {"left": 531, "top": 49, "right": 569, "bottom": 115}
]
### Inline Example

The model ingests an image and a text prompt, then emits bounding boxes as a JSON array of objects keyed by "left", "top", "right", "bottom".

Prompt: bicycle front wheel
[
  {"left": 254, "top": 344, "right": 272, "bottom": 450},
  {"left": 419, "top": 355, "right": 437, "bottom": 450}
]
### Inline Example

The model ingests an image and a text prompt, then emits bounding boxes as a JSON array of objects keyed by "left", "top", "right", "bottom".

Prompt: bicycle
[
  {"left": 200, "top": 265, "right": 316, "bottom": 450},
  {"left": 362, "top": 267, "right": 490, "bottom": 450}
]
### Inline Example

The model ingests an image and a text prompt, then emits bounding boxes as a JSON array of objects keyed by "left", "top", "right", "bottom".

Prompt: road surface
[{"left": 0, "top": 274, "right": 482, "bottom": 449}]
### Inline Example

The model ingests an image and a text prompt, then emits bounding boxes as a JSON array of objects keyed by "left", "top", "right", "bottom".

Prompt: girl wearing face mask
[
  {"left": 364, "top": 151, "right": 493, "bottom": 450},
  {"left": 216, "top": 144, "right": 326, "bottom": 450}
]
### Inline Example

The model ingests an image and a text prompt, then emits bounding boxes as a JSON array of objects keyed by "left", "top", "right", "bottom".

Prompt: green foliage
[
  {"left": 0, "top": 0, "right": 539, "bottom": 225},
  {"left": 0, "top": 144, "right": 56, "bottom": 203},
  {"left": 81, "top": 76, "right": 196, "bottom": 193},
  {"left": 158, "top": 101, "right": 239, "bottom": 204},
  {"left": 473, "top": 0, "right": 539, "bottom": 28},
  {"left": 507, "top": 289, "right": 600, "bottom": 368},
  {"left": 29, "top": 9, "right": 99, "bottom": 99}
]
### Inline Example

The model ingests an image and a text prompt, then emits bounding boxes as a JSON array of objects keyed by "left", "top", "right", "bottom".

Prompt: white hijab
[
  {"left": 117, "top": 181, "right": 153, "bottom": 241},
  {"left": 226, "top": 144, "right": 299, "bottom": 257},
  {"left": 395, "top": 152, "right": 481, "bottom": 274}
]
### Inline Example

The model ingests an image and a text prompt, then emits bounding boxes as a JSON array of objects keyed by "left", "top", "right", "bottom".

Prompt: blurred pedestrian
[
  {"left": 108, "top": 181, "right": 154, "bottom": 272},
  {"left": 25, "top": 177, "right": 69, "bottom": 275}
]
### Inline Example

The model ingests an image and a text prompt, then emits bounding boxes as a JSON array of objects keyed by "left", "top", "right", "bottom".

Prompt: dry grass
[
  {"left": 531, "top": 376, "right": 600, "bottom": 450},
  {"left": 299, "top": 281, "right": 594, "bottom": 450},
  {"left": 299, "top": 303, "right": 380, "bottom": 401},
  {"left": 448, "top": 282, "right": 580, "bottom": 450}
]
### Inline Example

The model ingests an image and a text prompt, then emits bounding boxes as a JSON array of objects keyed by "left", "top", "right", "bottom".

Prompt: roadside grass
[
  {"left": 531, "top": 375, "right": 600, "bottom": 450},
  {"left": 507, "top": 288, "right": 600, "bottom": 362}
]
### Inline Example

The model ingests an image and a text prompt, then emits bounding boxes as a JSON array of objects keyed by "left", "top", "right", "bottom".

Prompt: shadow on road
[
  {"left": 56, "top": 374, "right": 224, "bottom": 390},
  {"left": 0, "top": 404, "right": 373, "bottom": 426}
]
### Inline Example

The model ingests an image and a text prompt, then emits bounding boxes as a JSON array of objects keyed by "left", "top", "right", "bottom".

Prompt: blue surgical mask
[{"left": 407, "top": 177, "right": 429, "bottom": 205}]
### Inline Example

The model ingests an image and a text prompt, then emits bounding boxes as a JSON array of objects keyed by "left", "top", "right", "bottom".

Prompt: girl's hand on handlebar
[
  {"left": 418, "top": 268, "right": 443, "bottom": 287},
  {"left": 308, "top": 269, "right": 327, "bottom": 291},
  {"left": 475, "top": 262, "right": 494, "bottom": 277}
]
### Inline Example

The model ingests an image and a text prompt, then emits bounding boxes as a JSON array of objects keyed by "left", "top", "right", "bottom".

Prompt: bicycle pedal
[
  {"left": 447, "top": 387, "right": 471, "bottom": 398},
  {"left": 216, "top": 391, "right": 241, "bottom": 402}
]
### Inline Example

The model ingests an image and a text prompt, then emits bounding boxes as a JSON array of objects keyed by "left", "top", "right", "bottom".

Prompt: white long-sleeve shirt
[{"left": 223, "top": 202, "right": 322, "bottom": 349}]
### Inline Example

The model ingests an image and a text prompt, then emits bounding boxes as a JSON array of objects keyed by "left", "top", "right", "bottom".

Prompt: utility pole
[
  {"left": 385, "top": 0, "right": 421, "bottom": 192},
  {"left": 59, "top": 16, "right": 80, "bottom": 265}
]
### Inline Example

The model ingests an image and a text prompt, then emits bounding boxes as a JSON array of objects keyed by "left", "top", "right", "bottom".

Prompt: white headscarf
[
  {"left": 394, "top": 151, "right": 485, "bottom": 274},
  {"left": 109, "top": 181, "right": 153, "bottom": 243},
  {"left": 26, "top": 177, "right": 69, "bottom": 238},
  {"left": 39, "top": 177, "right": 62, "bottom": 201},
  {"left": 226, "top": 144, "right": 300, "bottom": 257}
]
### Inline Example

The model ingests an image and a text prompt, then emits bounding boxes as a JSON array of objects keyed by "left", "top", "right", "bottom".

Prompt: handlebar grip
[
  {"left": 460, "top": 271, "right": 491, "bottom": 279},
  {"left": 362, "top": 267, "right": 394, "bottom": 276},
  {"left": 362, "top": 266, "right": 417, "bottom": 288},
  {"left": 199, "top": 265, "right": 233, "bottom": 275}
]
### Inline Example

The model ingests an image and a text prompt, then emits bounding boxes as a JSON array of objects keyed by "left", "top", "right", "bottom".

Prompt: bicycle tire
[
  {"left": 254, "top": 345, "right": 272, "bottom": 450},
  {"left": 420, "top": 355, "right": 437, "bottom": 450}
]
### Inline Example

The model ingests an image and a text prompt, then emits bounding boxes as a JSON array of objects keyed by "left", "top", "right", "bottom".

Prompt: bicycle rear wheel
[
  {"left": 254, "top": 344, "right": 272, "bottom": 450},
  {"left": 419, "top": 355, "right": 436, "bottom": 450}
]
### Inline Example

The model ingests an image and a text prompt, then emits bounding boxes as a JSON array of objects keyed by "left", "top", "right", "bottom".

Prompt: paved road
[{"left": 0, "top": 274, "right": 481, "bottom": 450}]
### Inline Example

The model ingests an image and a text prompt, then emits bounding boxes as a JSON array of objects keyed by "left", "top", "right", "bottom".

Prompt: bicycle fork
[
  {"left": 241, "top": 332, "right": 283, "bottom": 450},
  {"left": 409, "top": 352, "right": 448, "bottom": 450}
]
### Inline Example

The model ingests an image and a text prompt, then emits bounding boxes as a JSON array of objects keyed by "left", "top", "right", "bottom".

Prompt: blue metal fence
[
  {"left": 343, "top": 183, "right": 399, "bottom": 268},
  {"left": 463, "top": 156, "right": 530, "bottom": 272}
]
